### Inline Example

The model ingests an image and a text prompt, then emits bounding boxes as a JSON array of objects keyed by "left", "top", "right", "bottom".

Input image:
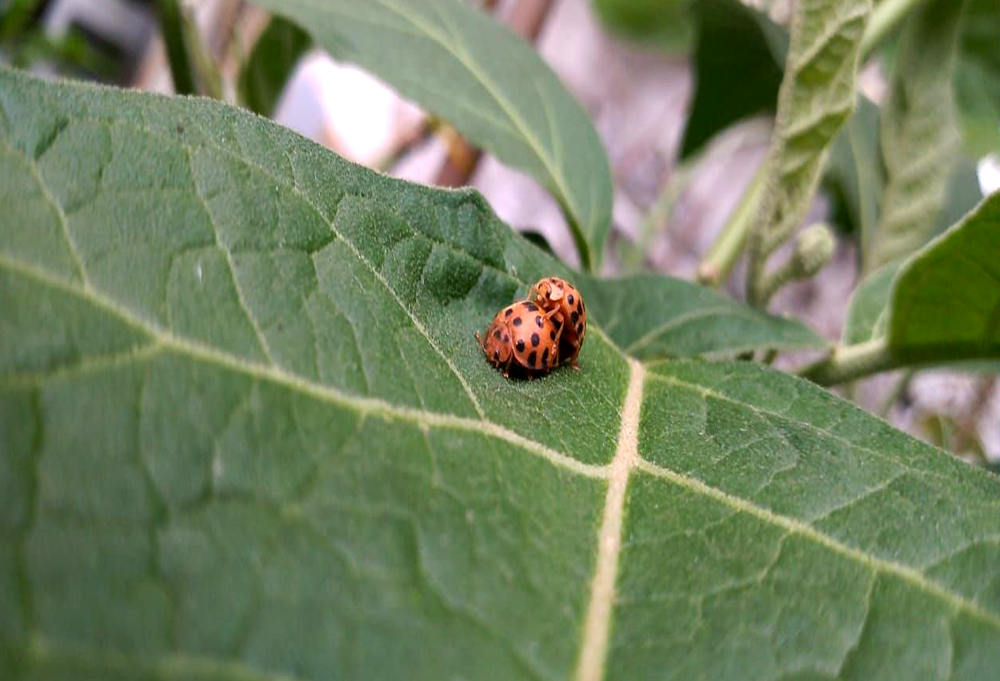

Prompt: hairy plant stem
[
  {"left": 756, "top": 257, "right": 799, "bottom": 304},
  {"left": 698, "top": 164, "right": 765, "bottom": 287},
  {"left": 800, "top": 339, "right": 899, "bottom": 385},
  {"left": 860, "top": 0, "right": 927, "bottom": 58}
]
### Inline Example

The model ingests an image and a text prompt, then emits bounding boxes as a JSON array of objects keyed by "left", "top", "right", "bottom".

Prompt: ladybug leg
[
  {"left": 502, "top": 353, "right": 513, "bottom": 379},
  {"left": 567, "top": 339, "right": 582, "bottom": 370},
  {"left": 474, "top": 330, "right": 484, "bottom": 352},
  {"left": 552, "top": 312, "right": 565, "bottom": 346},
  {"left": 570, "top": 357, "right": 581, "bottom": 371}
]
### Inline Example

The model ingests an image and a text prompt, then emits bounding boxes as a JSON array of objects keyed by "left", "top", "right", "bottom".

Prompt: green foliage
[
  {"left": 954, "top": 0, "right": 1000, "bottom": 156},
  {"left": 237, "top": 17, "right": 311, "bottom": 118},
  {"left": 864, "top": 0, "right": 965, "bottom": 273},
  {"left": 807, "top": 191, "right": 1000, "bottom": 384},
  {"left": 886, "top": 191, "right": 1000, "bottom": 363},
  {"left": 577, "top": 273, "right": 825, "bottom": 361},
  {"left": 590, "top": 0, "right": 693, "bottom": 53},
  {"left": 824, "top": 95, "right": 883, "bottom": 237},
  {"left": 3, "top": 68, "right": 999, "bottom": 681},
  {"left": 680, "top": 0, "right": 785, "bottom": 158},
  {"left": 842, "top": 261, "right": 900, "bottom": 345},
  {"left": 747, "top": 0, "right": 872, "bottom": 305},
  {"left": 244, "top": 0, "right": 613, "bottom": 271},
  {"left": 932, "top": 157, "right": 984, "bottom": 237}
]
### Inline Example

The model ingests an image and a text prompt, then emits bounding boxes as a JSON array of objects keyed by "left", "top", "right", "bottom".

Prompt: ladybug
[
  {"left": 476, "top": 300, "right": 562, "bottom": 377},
  {"left": 530, "top": 276, "right": 586, "bottom": 368}
]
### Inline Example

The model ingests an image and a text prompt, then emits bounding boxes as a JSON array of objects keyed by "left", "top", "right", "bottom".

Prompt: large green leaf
[
  {"left": 864, "top": 0, "right": 965, "bottom": 274},
  {"left": 886, "top": 191, "right": 1000, "bottom": 363},
  {"left": 747, "top": 0, "right": 872, "bottom": 304},
  {"left": 680, "top": 0, "right": 786, "bottom": 159},
  {"left": 237, "top": 16, "right": 312, "bottom": 118},
  {"left": 2, "top": 69, "right": 998, "bottom": 681},
  {"left": 243, "top": 0, "right": 613, "bottom": 271},
  {"left": 579, "top": 273, "right": 826, "bottom": 360}
]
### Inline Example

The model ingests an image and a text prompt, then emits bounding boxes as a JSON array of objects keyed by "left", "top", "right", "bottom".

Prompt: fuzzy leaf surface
[{"left": 0, "top": 69, "right": 997, "bottom": 681}]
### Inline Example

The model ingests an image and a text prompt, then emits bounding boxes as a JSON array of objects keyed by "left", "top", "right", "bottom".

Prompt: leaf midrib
[{"left": 3, "top": 250, "right": 995, "bottom": 636}]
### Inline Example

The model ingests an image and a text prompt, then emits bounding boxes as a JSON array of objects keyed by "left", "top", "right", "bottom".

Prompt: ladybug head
[
  {"left": 483, "top": 322, "right": 512, "bottom": 365},
  {"left": 533, "top": 277, "right": 565, "bottom": 304}
]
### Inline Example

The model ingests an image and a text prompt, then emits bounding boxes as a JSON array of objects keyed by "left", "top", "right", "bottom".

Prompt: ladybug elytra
[
  {"left": 476, "top": 300, "right": 563, "bottom": 377},
  {"left": 530, "top": 276, "right": 586, "bottom": 369}
]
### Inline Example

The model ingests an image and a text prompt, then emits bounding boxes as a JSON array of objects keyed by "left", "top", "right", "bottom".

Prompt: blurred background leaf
[
  {"left": 590, "top": 0, "right": 693, "bottom": 53},
  {"left": 746, "top": 0, "right": 871, "bottom": 305},
  {"left": 864, "top": 0, "right": 965, "bottom": 273},
  {"left": 237, "top": 16, "right": 311, "bottom": 117},
  {"left": 886, "top": 191, "right": 1000, "bottom": 364},
  {"left": 842, "top": 261, "right": 900, "bottom": 345},
  {"left": 680, "top": 0, "right": 785, "bottom": 159},
  {"left": 822, "top": 96, "right": 883, "bottom": 238},
  {"left": 953, "top": 0, "right": 1000, "bottom": 157}
]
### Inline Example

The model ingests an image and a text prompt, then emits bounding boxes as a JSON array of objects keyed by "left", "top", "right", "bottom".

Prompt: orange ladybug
[
  {"left": 530, "top": 276, "right": 586, "bottom": 368},
  {"left": 476, "top": 300, "right": 562, "bottom": 377}
]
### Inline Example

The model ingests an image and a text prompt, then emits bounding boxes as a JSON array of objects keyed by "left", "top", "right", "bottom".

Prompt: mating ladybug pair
[{"left": 476, "top": 276, "right": 587, "bottom": 377}]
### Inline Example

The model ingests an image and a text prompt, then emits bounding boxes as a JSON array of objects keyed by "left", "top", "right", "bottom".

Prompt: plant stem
[
  {"left": 183, "top": 6, "right": 223, "bottom": 100},
  {"left": 155, "top": 0, "right": 197, "bottom": 95},
  {"left": 698, "top": 163, "right": 766, "bottom": 287},
  {"left": 155, "top": 0, "right": 223, "bottom": 99},
  {"left": 799, "top": 339, "right": 900, "bottom": 386},
  {"left": 860, "top": 0, "right": 927, "bottom": 58}
]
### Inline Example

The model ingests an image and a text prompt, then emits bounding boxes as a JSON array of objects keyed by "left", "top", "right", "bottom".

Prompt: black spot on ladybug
[
  {"left": 577, "top": 323, "right": 584, "bottom": 334},
  {"left": 516, "top": 339, "right": 525, "bottom": 352},
  {"left": 505, "top": 308, "right": 513, "bottom": 317},
  {"left": 527, "top": 351, "right": 537, "bottom": 367},
  {"left": 531, "top": 333, "right": 540, "bottom": 347},
  {"left": 550, "top": 277, "right": 558, "bottom": 283},
  {"left": 493, "top": 350, "right": 499, "bottom": 361},
  {"left": 567, "top": 294, "right": 574, "bottom": 305},
  {"left": 513, "top": 317, "right": 522, "bottom": 327},
  {"left": 526, "top": 303, "right": 538, "bottom": 312},
  {"left": 550, "top": 330, "right": 556, "bottom": 340},
  {"left": 494, "top": 329, "right": 501, "bottom": 340},
  {"left": 576, "top": 302, "right": 583, "bottom": 314},
  {"left": 542, "top": 348, "right": 549, "bottom": 366},
  {"left": 571, "top": 311, "right": 579, "bottom": 324},
  {"left": 535, "top": 315, "right": 544, "bottom": 328}
]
